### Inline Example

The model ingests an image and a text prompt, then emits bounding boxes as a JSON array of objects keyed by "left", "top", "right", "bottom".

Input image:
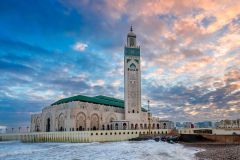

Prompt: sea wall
[
  {"left": 178, "top": 128, "right": 240, "bottom": 135},
  {"left": 179, "top": 134, "right": 240, "bottom": 143},
  {"left": 202, "top": 135, "right": 240, "bottom": 143},
  {"left": 0, "top": 129, "right": 170, "bottom": 143}
]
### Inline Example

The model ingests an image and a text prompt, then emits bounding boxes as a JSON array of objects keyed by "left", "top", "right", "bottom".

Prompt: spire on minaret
[{"left": 130, "top": 26, "right": 133, "bottom": 32}]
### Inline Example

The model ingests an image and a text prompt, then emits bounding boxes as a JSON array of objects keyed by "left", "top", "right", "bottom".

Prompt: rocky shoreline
[{"left": 183, "top": 143, "right": 240, "bottom": 160}]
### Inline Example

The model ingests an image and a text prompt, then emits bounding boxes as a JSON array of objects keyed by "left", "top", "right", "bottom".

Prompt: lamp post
[{"left": 148, "top": 100, "right": 151, "bottom": 135}]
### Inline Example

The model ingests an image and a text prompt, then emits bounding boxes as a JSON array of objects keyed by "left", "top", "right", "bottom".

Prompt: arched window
[
  {"left": 123, "top": 123, "right": 127, "bottom": 130},
  {"left": 46, "top": 117, "right": 51, "bottom": 132},
  {"left": 135, "top": 124, "right": 138, "bottom": 130},
  {"left": 163, "top": 123, "right": 167, "bottom": 129},
  {"left": 144, "top": 124, "right": 147, "bottom": 129},
  {"left": 115, "top": 123, "right": 118, "bottom": 130},
  {"left": 132, "top": 110, "right": 135, "bottom": 113},
  {"left": 152, "top": 124, "right": 155, "bottom": 129},
  {"left": 131, "top": 124, "right": 134, "bottom": 129}
]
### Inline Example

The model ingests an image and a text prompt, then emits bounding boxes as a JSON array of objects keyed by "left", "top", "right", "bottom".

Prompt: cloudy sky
[{"left": 0, "top": 0, "right": 239, "bottom": 127}]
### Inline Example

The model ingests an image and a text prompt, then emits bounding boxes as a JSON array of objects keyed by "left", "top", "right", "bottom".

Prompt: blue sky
[{"left": 0, "top": 0, "right": 240, "bottom": 128}]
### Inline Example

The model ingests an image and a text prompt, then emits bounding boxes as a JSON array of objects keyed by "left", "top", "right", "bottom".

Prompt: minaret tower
[{"left": 124, "top": 26, "right": 141, "bottom": 121}]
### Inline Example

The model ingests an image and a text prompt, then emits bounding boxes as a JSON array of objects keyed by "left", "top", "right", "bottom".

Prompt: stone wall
[
  {"left": 0, "top": 129, "right": 171, "bottom": 143},
  {"left": 202, "top": 134, "right": 240, "bottom": 143}
]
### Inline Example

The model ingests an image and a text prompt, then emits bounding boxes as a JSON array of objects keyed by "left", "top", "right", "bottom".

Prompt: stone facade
[{"left": 30, "top": 28, "right": 173, "bottom": 132}]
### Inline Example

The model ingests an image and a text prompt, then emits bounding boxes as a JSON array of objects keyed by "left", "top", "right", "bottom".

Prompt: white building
[
  {"left": 216, "top": 119, "right": 240, "bottom": 129},
  {"left": 0, "top": 126, "right": 7, "bottom": 134},
  {"left": 30, "top": 27, "right": 173, "bottom": 132}
]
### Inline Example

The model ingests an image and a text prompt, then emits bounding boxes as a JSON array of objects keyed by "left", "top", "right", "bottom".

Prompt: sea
[{"left": 0, "top": 140, "right": 200, "bottom": 160}]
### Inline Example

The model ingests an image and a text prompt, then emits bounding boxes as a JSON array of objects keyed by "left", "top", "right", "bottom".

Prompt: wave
[{"left": 0, "top": 141, "right": 200, "bottom": 160}]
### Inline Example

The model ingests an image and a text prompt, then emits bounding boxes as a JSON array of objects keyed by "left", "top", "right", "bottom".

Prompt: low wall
[
  {"left": 0, "top": 129, "right": 170, "bottom": 143},
  {"left": 202, "top": 135, "right": 240, "bottom": 143},
  {"left": 178, "top": 128, "right": 240, "bottom": 135},
  {"left": 179, "top": 134, "right": 240, "bottom": 143}
]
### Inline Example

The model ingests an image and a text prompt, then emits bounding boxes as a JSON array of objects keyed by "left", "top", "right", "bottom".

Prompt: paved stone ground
[{"left": 184, "top": 143, "right": 240, "bottom": 160}]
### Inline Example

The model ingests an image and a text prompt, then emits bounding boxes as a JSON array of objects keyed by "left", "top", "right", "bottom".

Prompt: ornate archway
[
  {"left": 107, "top": 113, "right": 117, "bottom": 123},
  {"left": 76, "top": 112, "right": 86, "bottom": 131},
  {"left": 90, "top": 114, "right": 99, "bottom": 130},
  {"left": 44, "top": 113, "right": 52, "bottom": 132},
  {"left": 58, "top": 113, "right": 65, "bottom": 131}
]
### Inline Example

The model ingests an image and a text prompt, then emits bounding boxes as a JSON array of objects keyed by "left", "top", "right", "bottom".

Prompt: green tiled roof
[
  {"left": 51, "top": 95, "right": 148, "bottom": 112},
  {"left": 94, "top": 95, "right": 124, "bottom": 104}
]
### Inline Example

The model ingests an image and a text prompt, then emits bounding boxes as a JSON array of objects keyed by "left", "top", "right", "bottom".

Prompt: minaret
[{"left": 124, "top": 26, "right": 141, "bottom": 121}]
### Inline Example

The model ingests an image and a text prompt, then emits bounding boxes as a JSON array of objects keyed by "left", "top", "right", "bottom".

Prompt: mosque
[{"left": 30, "top": 27, "right": 173, "bottom": 132}]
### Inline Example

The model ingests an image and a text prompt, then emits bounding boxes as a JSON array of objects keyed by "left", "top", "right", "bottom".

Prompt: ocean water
[{"left": 0, "top": 140, "right": 200, "bottom": 160}]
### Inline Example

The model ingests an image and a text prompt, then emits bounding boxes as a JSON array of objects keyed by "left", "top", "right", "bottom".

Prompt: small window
[
  {"left": 115, "top": 132, "right": 117, "bottom": 135},
  {"left": 127, "top": 132, "right": 129, "bottom": 134},
  {"left": 105, "top": 133, "right": 107, "bottom": 135},
  {"left": 123, "top": 132, "right": 125, "bottom": 134},
  {"left": 91, "top": 133, "right": 93, "bottom": 136},
  {"left": 135, "top": 132, "right": 137, "bottom": 134},
  {"left": 132, "top": 110, "right": 135, "bottom": 113},
  {"left": 101, "top": 133, "right": 103, "bottom": 135},
  {"left": 96, "top": 133, "right": 98, "bottom": 135},
  {"left": 132, "top": 132, "right": 134, "bottom": 134},
  {"left": 110, "top": 132, "right": 112, "bottom": 135}
]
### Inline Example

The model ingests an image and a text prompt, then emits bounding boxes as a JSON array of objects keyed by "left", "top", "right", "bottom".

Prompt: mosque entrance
[
  {"left": 78, "top": 126, "right": 84, "bottom": 131},
  {"left": 46, "top": 118, "right": 50, "bottom": 132}
]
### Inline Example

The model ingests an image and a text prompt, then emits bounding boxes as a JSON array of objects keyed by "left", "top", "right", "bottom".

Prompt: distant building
[
  {"left": 30, "top": 27, "right": 173, "bottom": 132},
  {"left": 175, "top": 122, "right": 183, "bottom": 129},
  {"left": 194, "top": 121, "right": 213, "bottom": 128},
  {"left": 0, "top": 126, "right": 7, "bottom": 134},
  {"left": 216, "top": 119, "right": 240, "bottom": 129},
  {"left": 175, "top": 122, "right": 194, "bottom": 129},
  {"left": 183, "top": 122, "right": 194, "bottom": 128}
]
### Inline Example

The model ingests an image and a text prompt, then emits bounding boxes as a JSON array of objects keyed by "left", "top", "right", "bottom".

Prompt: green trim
[
  {"left": 51, "top": 95, "right": 124, "bottom": 108},
  {"left": 127, "top": 59, "right": 131, "bottom": 63},
  {"left": 134, "top": 59, "right": 139, "bottom": 63},
  {"left": 51, "top": 95, "right": 148, "bottom": 112},
  {"left": 124, "top": 47, "right": 140, "bottom": 56},
  {"left": 94, "top": 95, "right": 124, "bottom": 104}
]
